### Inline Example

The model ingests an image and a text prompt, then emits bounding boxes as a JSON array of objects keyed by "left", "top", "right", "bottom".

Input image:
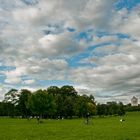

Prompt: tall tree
[
  {"left": 0, "top": 102, "right": 15, "bottom": 116},
  {"left": 118, "top": 102, "right": 125, "bottom": 116},
  {"left": 3, "top": 89, "right": 19, "bottom": 105},
  {"left": 74, "top": 95, "right": 96, "bottom": 117},
  {"left": 63, "top": 96, "right": 75, "bottom": 118},
  {"left": 18, "top": 89, "right": 32, "bottom": 118},
  {"left": 47, "top": 86, "right": 60, "bottom": 96},
  {"left": 27, "top": 89, "right": 56, "bottom": 122},
  {"left": 60, "top": 85, "right": 77, "bottom": 96}
]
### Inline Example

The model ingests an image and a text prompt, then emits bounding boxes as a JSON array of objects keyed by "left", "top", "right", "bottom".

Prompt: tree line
[
  {"left": 96, "top": 102, "right": 125, "bottom": 116},
  {"left": 0, "top": 86, "right": 96, "bottom": 118},
  {"left": 124, "top": 103, "right": 140, "bottom": 112},
  {"left": 0, "top": 85, "right": 125, "bottom": 118}
]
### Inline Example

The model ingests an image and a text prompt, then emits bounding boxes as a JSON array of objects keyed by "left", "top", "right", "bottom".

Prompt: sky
[{"left": 0, "top": 0, "right": 140, "bottom": 104}]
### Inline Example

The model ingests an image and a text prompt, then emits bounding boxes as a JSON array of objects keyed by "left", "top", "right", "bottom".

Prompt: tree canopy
[{"left": 0, "top": 85, "right": 126, "bottom": 118}]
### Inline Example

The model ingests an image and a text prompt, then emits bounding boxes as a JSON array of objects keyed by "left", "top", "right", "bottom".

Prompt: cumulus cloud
[
  {"left": 37, "top": 32, "right": 82, "bottom": 57},
  {"left": 0, "top": 87, "right": 6, "bottom": 101},
  {"left": 25, "top": 57, "right": 68, "bottom": 80},
  {"left": 23, "top": 79, "right": 35, "bottom": 85},
  {"left": 93, "top": 35, "right": 119, "bottom": 45},
  {"left": 11, "top": 0, "right": 116, "bottom": 31},
  {"left": 110, "top": 4, "right": 140, "bottom": 39},
  {"left": 0, "top": 0, "right": 140, "bottom": 103},
  {"left": 4, "top": 67, "right": 26, "bottom": 84},
  {"left": 69, "top": 64, "right": 140, "bottom": 103}
]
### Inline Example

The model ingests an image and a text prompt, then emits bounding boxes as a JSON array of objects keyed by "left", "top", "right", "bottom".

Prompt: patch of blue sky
[
  {"left": 3, "top": 82, "right": 21, "bottom": 89},
  {"left": 69, "top": 29, "right": 130, "bottom": 68},
  {"left": 75, "top": 29, "right": 130, "bottom": 44},
  {"left": 67, "top": 42, "right": 120, "bottom": 68},
  {"left": 21, "top": 75, "right": 33, "bottom": 81},
  {"left": 66, "top": 51, "right": 91, "bottom": 68},
  {"left": 66, "top": 48, "right": 100, "bottom": 68},
  {"left": 116, "top": 33, "right": 130, "bottom": 39},
  {"left": 0, "top": 66, "right": 15, "bottom": 71},
  {"left": 21, "top": 0, "right": 38, "bottom": 5},
  {"left": 115, "top": 0, "right": 140, "bottom": 10},
  {"left": 95, "top": 31, "right": 130, "bottom": 39},
  {"left": 95, "top": 31, "right": 110, "bottom": 38},
  {"left": 90, "top": 43, "right": 121, "bottom": 57},
  {"left": 88, "top": 42, "right": 116, "bottom": 51},
  {"left": 0, "top": 66, "right": 16, "bottom": 84},
  {"left": 67, "top": 59, "right": 96, "bottom": 68},
  {"left": 67, "top": 27, "right": 76, "bottom": 32},
  {"left": 0, "top": 74, "right": 5, "bottom": 83},
  {"left": 75, "top": 30, "right": 94, "bottom": 42}
]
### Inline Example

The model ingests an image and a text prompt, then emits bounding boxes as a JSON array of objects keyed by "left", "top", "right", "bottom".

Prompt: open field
[{"left": 0, "top": 112, "right": 140, "bottom": 140}]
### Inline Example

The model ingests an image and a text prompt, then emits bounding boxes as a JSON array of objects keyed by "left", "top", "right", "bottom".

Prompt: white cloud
[
  {"left": 11, "top": 0, "right": 116, "bottom": 31},
  {"left": 110, "top": 5, "right": 140, "bottom": 39},
  {"left": 69, "top": 64, "right": 140, "bottom": 103},
  {"left": 38, "top": 32, "right": 82, "bottom": 57},
  {"left": 23, "top": 79, "right": 35, "bottom": 85},
  {"left": 1, "top": 0, "right": 140, "bottom": 103},
  {"left": 4, "top": 67, "right": 26, "bottom": 84},
  {"left": 92, "top": 35, "right": 119, "bottom": 45}
]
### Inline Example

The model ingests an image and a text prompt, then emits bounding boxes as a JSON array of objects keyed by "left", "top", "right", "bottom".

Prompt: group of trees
[
  {"left": 96, "top": 102, "right": 125, "bottom": 116},
  {"left": 124, "top": 104, "right": 140, "bottom": 112},
  {"left": 0, "top": 85, "right": 96, "bottom": 119},
  {"left": 0, "top": 85, "right": 127, "bottom": 119}
]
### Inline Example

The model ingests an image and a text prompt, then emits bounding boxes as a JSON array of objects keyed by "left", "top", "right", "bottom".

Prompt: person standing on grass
[
  {"left": 37, "top": 116, "right": 40, "bottom": 124},
  {"left": 86, "top": 112, "right": 90, "bottom": 124}
]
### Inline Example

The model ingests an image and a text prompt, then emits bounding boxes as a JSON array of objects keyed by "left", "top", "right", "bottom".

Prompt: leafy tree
[
  {"left": 48, "top": 85, "right": 78, "bottom": 118},
  {"left": 87, "top": 102, "right": 96, "bottom": 115},
  {"left": 74, "top": 95, "right": 95, "bottom": 117},
  {"left": 63, "top": 96, "right": 75, "bottom": 118},
  {"left": 47, "top": 86, "right": 60, "bottom": 96},
  {"left": 60, "top": 85, "right": 77, "bottom": 97},
  {"left": 2, "top": 85, "right": 97, "bottom": 119},
  {"left": 118, "top": 102, "right": 125, "bottom": 116},
  {"left": 124, "top": 104, "right": 140, "bottom": 112},
  {"left": 97, "top": 102, "right": 126, "bottom": 116},
  {"left": 107, "top": 102, "right": 119, "bottom": 115},
  {"left": 17, "top": 89, "right": 32, "bottom": 118},
  {"left": 0, "top": 102, "right": 15, "bottom": 116},
  {"left": 3, "top": 89, "right": 19, "bottom": 105},
  {"left": 54, "top": 94, "right": 64, "bottom": 118},
  {"left": 27, "top": 89, "right": 56, "bottom": 122},
  {"left": 96, "top": 104, "right": 106, "bottom": 116}
]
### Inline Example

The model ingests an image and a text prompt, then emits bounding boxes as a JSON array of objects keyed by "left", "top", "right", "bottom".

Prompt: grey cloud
[
  {"left": 110, "top": 4, "right": 140, "bottom": 39},
  {"left": 37, "top": 33, "right": 82, "bottom": 58},
  {"left": 0, "top": 0, "right": 140, "bottom": 103}
]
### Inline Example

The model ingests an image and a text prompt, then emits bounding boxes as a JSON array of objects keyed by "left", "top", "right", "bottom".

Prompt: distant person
[
  {"left": 37, "top": 116, "right": 40, "bottom": 124},
  {"left": 86, "top": 112, "right": 90, "bottom": 124},
  {"left": 120, "top": 118, "right": 125, "bottom": 123}
]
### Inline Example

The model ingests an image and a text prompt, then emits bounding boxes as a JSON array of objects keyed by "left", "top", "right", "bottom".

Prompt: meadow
[{"left": 0, "top": 112, "right": 140, "bottom": 140}]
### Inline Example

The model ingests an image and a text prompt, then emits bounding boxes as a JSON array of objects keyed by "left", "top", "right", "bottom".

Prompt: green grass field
[{"left": 0, "top": 112, "right": 140, "bottom": 140}]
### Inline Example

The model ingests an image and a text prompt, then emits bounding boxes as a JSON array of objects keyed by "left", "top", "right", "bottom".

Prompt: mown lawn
[{"left": 0, "top": 112, "right": 140, "bottom": 140}]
